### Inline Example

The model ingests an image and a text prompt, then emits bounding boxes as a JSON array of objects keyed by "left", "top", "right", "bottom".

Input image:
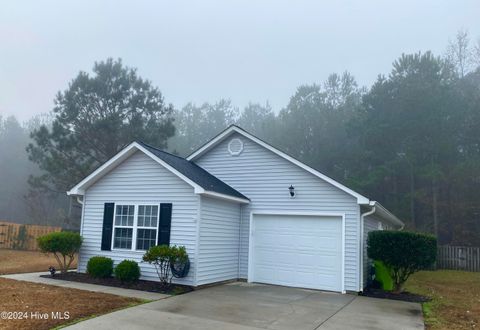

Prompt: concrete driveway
[{"left": 66, "top": 282, "right": 424, "bottom": 330}]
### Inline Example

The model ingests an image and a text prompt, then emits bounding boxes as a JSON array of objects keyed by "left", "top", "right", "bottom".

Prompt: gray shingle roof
[{"left": 138, "top": 141, "right": 248, "bottom": 201}]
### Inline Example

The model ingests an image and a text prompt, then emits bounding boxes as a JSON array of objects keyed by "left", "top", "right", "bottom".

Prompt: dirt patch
[
  {"left": 360, "top": 287, "right": 430, "bottom": 303},
  {"left": 42, "top": 271, "right": 193, "bottom": 295},
  {"left": 0, "top": 277, "right": 141, "bottom": 330},
  {"left": 0, "top": 249, "right": 77, "bottom": 275}
]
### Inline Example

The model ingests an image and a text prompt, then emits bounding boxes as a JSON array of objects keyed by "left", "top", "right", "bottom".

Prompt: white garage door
[{"left": 250, "top": 214, "right": 343, "bottom": 292}]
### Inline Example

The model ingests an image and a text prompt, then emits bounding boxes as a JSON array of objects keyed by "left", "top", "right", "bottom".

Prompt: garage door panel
[{"left": 251, "top": 214, "right": 343, "bottom": 292}]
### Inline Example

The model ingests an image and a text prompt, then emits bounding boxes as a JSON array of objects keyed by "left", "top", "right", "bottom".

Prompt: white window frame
[{"left": 111, "top": 203, "right": 160, "bottom": 252}]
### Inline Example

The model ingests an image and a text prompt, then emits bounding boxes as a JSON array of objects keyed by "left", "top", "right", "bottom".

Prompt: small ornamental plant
[
  {"left": 114, "top": 260, "right": 141, "bottom": 283},
  {"left": 87, "top": 256, "right": 114, "bottom": 278},
  {"left": 37, "top": 232, "right": 82, "bottom": 273},
  {"left": 142, "top": 245, "right": 189, "bottom": 285},
  {"left": 367, "top": 230, "right": 437, "bottom": 293}
]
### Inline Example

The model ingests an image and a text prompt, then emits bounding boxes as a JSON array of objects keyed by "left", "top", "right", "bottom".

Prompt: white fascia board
[
  {"left": 201, "top": 191, "right": 250, "bottom": 204},
  {"left": 134, "top": 143, "right": 205, "bottom": 193},
  {"left": 187, "top": 127, "right": 234, "bottom": 161},
  {"left": 188, "top": 126, "right": 370, "bottom": 204},
  {"left": 67, "top": 142, "right": 205, "bottom": 196},
  {"left": 67, "top": 142, "right": 139, "bottom": 196},
  {"left": 369, "top": 201, "right": 404, "bottom": 228}
]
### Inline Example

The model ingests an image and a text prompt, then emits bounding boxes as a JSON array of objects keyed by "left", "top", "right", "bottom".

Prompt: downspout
[
  {"left": 359, "top": 204, "right": 376, "bottom": 291},
  {"left": 76, "top": 196, "right": 84, "bottom": 205},
  {"left": 237, "top": 205, "right": 242, "bottom": 280}
]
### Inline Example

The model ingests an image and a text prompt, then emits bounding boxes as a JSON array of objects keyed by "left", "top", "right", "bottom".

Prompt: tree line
[{"left": 0, "top": 30, "right": 479, "bottom": 245}]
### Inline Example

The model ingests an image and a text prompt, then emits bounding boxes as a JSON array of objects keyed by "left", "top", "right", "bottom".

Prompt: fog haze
[{"left": 1, "top": 0, "right": 479, "bottom": 120}]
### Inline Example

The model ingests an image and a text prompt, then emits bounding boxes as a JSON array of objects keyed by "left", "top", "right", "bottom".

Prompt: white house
[{"left": 67, "top": 125, "right": 403, "bottom": 293}]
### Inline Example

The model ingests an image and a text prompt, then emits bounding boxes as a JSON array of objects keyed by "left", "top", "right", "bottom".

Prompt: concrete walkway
[
  {"left": 1, "top": 271, "right": 168, "bottom": 301},
  {"left": 64, "top": 282, "right": 424, "bottom": 330}
]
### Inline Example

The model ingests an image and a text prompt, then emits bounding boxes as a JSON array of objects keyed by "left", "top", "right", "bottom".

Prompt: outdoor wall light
[{"left": 288, "top": 185, "right": 295, "bottom": 197}]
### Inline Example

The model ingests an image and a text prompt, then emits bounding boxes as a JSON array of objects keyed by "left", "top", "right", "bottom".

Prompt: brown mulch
[
  {"left": 0, "top": 277, "right": 141, "bottom": 330},
  {"left": 360, "top": 287, "right": 430, "bottom": 303},
  {"left": 42, "top": 272, "right": 193, "bottom": 295},
  {"left": 0, "top": 249, "right": 77, "bottom": 275}
]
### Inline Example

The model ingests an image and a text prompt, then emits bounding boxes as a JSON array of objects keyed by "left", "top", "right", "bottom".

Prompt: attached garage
[{"left": 248, "top": 212, "right": 344, "bottom": 292}]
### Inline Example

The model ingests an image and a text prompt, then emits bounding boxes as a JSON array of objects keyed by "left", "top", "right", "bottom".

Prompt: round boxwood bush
[
  {"left": 114, "top": 260, "right": 141, "bottom": 283},
  {"left": 87, "top": 256, "right": 114, "bottom": 278},
  {"left": 367, "top": 230, "right": 437, "bottom": 293}
]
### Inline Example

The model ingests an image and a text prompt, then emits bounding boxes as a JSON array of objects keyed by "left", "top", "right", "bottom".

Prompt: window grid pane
[
  {"left": 115, "top": 205, "right": 135, "bottom": 226},
  {"left": 137, "top": 205, "right": 158, "bottom": 228},
  {"left": 136, "top": 229, "right": 157, "bottom": 250},
  {"left": 113, "top": 228, "right": 133, "bottom": 249}
]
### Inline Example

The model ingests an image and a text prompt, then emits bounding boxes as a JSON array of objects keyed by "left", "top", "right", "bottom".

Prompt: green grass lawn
[{"left": 405, "top": 270, "right": 480, "bottom": 329}]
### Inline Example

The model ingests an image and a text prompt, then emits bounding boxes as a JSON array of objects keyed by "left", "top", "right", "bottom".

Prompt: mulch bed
[
  {"left": 41, "top": 272, "right": 193, "bottom": 295},
  {"left": 360, "top": 287, "right": 430, "bottom": 303}
]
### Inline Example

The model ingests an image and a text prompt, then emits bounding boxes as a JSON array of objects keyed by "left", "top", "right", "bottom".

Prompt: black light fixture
[{"left": 288, "top": 185, "right": 295, "bottom": 197}]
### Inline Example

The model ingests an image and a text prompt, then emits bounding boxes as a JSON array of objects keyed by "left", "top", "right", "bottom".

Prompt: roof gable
[
  {"left": 187, "top": 125, "right": 370, "bottom": 204},
  {"left": 67, "top": 141, "right": 249, "bottom": 203}
]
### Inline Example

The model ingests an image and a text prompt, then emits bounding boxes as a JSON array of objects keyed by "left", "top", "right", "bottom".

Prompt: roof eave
[
  {"left": 201, "top": 191, "right": 250, "bottom": 204},
  {"left": 66, "top": 141, "right": 247, "bottom": 201},
  {"left": 188, "top": 125, "right": 371, "bottom": 204},
  {"left": 369, "top": 201, "right": 405, "bottom": 228}
]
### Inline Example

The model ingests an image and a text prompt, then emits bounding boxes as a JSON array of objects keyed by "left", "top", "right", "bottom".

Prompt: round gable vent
[{"left": 228, "top": 138, "right": 244, "bottom": 156}]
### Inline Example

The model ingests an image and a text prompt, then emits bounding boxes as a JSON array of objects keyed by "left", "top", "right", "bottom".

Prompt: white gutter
[
  {"left": 369, "top": 201, "right": 405, "bottom": 229},
  {"left": 359, "top": 205, "right": 376, "bottom": 291},
  {"left": 76, "top": 196, "right": 84, "bottom": 205}
]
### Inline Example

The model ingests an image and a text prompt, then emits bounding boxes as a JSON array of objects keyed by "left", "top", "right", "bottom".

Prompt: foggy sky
[{"left": 1, "top": 0, "right": 479, "bottom": 121}]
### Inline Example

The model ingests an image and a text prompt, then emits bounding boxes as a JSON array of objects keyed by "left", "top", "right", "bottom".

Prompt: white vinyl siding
[
  {"left": 79, "top": 151, "right": 198, "bottom": 286},
  {"left": 195, "top": 132, "right": 361, "bottom": 291},
  {"left": 196, "top": 196, "right": 241, "bottom": 285}
]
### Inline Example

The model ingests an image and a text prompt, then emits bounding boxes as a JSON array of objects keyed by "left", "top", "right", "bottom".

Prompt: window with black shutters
[{"left": 111, "top": 204, "right": 160, "bottom": 251}]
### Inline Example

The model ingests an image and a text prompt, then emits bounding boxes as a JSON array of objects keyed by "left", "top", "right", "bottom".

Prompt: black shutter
[
  {"left": 157, "top": 203, "right": 172, "bottom": 246},
  {"left": 101, "top": 203, "right": 115, "bottom": 250}
]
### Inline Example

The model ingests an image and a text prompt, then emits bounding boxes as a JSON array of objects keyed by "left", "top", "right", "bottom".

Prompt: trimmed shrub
[
  {"left": 143, "top": 245, "right": 189, "bottom": 285},
  {"left": 367, "top": 230, "right": 437, "bottom": 293},
  {"left": 114, "top": 260, "right": 141, "bottom": 283},
  {"left": 37, "top": 231, "right": 82, "bottom": 273},
  {"left": 87, "top": 256, "right": 113, "bottom": 278}
]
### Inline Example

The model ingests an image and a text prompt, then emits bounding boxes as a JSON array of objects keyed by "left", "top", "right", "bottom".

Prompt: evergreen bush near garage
[
  {"left": 87, "top": 256, "right": 114, "bottom": 278},
  {"left": 114, "top": 260, "right": 141, "bottom": 283},
  {"left": 367, "top": 230, "right": 437, "bottom": 293},
  {"left": 37, "top": 231, "right": 83, "bottom": 273}
]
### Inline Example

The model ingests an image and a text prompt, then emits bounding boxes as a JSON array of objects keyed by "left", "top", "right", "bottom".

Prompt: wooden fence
[
  {"left": 436, "top": 245, "right": 480, "bottom": 272},
  {"left": 0, "top": 221, "right": 62, "bottom": 251}
]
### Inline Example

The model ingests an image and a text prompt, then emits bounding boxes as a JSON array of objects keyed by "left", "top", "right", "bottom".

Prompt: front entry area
[{"left": 249, "top": 213, "right": 343, "bottom": 292}]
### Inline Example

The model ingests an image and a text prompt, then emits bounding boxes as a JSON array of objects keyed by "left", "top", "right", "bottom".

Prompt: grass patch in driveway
[
  {"left": 0, "top": 277, "right": 142, "bottom": 330},
  {"left": 405, "top": 270, "right": 480, "bottom": 329},
  {"left": 0, "top": 249, "right": 77, "bottom": 275}
]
